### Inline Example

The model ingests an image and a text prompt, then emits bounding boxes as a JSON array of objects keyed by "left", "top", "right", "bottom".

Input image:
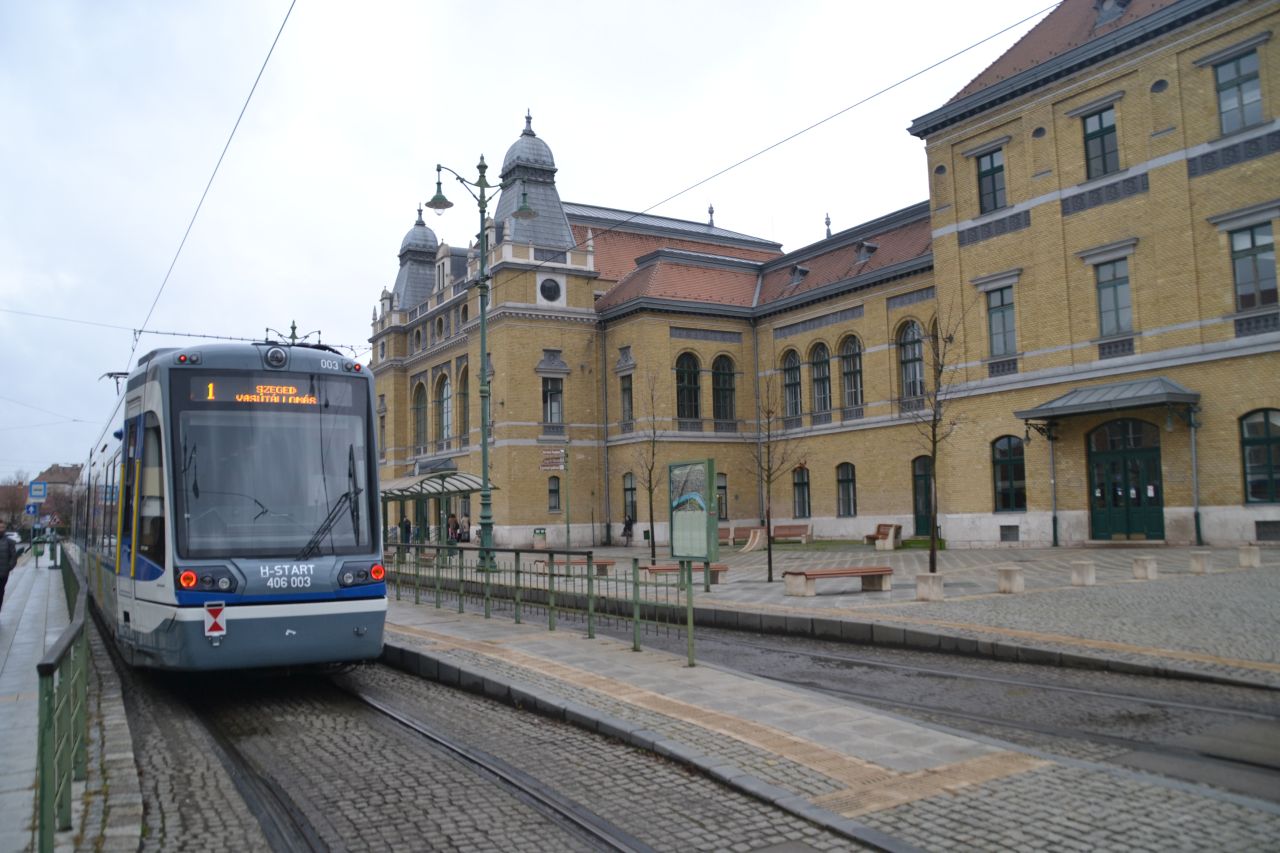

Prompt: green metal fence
[
  {"left": 385, "top": 545, "right": 711, "bottom": 665},
  {"left": 36, "top": 544, "right": 89, "bottom": 853}
]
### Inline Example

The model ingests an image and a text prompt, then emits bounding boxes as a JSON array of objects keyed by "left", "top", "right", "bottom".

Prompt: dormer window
[
  {"left": 789, "top": 265, "right": 810, "bottom": 286},
  {"left": 856, "top": 241, "right": 879, "bottom": 262}
]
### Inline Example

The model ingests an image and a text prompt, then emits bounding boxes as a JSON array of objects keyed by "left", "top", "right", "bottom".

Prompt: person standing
[
  {"left": 0, "top": 522, "right": 17, "bottom": 613},
  {"left": 399, "top": 515, "right": 411, "bottom": 545}
]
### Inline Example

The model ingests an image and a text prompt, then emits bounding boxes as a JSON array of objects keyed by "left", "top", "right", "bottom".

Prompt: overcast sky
[{"left": 0, "top": 0, "right": 1054, "bottom": 484}]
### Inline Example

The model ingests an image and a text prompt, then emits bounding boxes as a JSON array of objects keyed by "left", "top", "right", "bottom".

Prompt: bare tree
[
  {"left": 901, "top": 299, "right": 971, "bottom": 574},
  {"left": 747, "top": 375, "right": 804, "bottom": 582},
  {"left": 0, "top": 472, "right": 29, "bottom": 529},
  {"left": 630, "top": 370, "right": 663, "bottom": 562}
]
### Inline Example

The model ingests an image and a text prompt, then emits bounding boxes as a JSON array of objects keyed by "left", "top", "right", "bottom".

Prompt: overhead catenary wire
[
  {"left": 124, "top": 0, "right": 297, "bottom": 373},
  {"left": 472, "top": 1, "right": 1060, "bottom": 283}
]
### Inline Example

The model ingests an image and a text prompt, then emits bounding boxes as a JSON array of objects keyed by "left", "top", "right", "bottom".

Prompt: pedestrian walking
[
  {"left": 622, "top": 515, "right": 634, "bottom": 547},
  {"left": 399, "top": 515, "right": 411, "bottom": 545},
  {"left": 0, "top": 521, "right": 17, "bottom": 613}
]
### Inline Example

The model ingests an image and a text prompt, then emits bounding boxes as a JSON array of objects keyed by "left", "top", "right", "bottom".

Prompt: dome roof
[
  {"left": 400, "top": 207, "right": 438, "bottom": 256},
  {"left": 501, "top": 112, "right": 555, "bottom": 174}
]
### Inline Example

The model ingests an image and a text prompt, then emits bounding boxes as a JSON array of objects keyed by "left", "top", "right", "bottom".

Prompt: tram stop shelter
[{"left": 380, "top": 459, "right": 490, "bottom": 543}]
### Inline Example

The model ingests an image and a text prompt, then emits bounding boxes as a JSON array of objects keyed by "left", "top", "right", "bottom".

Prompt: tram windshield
[{"left": 170, "top": 372, "right": 375, "bottom": 560}]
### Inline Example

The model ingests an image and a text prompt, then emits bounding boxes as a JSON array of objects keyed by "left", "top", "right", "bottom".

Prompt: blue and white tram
[{"left": 73, "top": 342, "right": 386, "bottom": 670}]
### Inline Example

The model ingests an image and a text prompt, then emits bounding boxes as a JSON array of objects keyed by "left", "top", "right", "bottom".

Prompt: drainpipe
[
  {"left": 1190, "top": 405, "right": 1202, "bottom": 546},
  {"left": 1049, "top": 424, "right": 1059, "bottom": 547}
]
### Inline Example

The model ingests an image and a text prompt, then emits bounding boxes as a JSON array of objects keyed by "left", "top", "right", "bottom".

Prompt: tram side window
[
  {"left": 102, "top": 454, "right": 119, "bottom": 555},
  {"left": 139, "top": 423, "right": 166, "bottom": 561},
  {"left": 120, "top": 424, "right": 139, "bottom": 554}
]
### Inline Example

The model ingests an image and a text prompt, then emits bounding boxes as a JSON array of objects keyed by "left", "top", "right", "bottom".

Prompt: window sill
[{"left": 1075, "top": 166, "right": 1130, "bottom": 189}]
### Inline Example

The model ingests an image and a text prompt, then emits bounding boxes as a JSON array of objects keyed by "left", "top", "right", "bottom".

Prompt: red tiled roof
[
  {"left": 756, "top": 217, "right": 933, "bottom": 306},
  {"left": 949, "top": 0, "right": 1181, "bottom": 103},
  {"left": 572, "top": 225, "right": 780, "bottom": 284},
  {"left": 594, "top": 258, "right": 760, "bottom": 312}
]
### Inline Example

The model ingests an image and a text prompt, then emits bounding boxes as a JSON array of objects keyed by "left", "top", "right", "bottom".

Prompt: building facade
[{"left": 371, "top": 0, "right": 1279, "bottom": 548}]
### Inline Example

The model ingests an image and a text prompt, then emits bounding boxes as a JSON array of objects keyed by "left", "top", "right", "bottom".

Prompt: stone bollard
[
  {"left": 916, "top": 573, "right": 945, "bottom": 601},
  {"left": 1132, "top": 555, "right": 1158, "bottom": 580},
  {"left": 1071, "top": 560, "right": 1096, "bottom": 586},
  {"left": 1239, "top": 545, "right": 1261, "bottom": 568},
  {"left": 875, "top": 536, "right": 896, "bottom": 552},
  {"left": 997, "top": 566, "right": 1025, "bottom": 594},
  {"left": 1190, "top": 551, "right": 1213, "bottom": 575}
]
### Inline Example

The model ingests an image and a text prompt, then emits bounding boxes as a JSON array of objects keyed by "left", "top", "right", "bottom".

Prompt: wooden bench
[
  {"left": 783, "top": 566, "right": 892, "bottom": 597},
  {"left": 863, "top": 523, "right": 902, "bottom": 550},
  {"left": 640, "top": 563, "right": 728, "bottom": 584},
  {"left": 531, "top": 557, "right": 616, "bottom": 577},
  {"left": 772, "top": 524, "right": 812, "bottom": 545}
]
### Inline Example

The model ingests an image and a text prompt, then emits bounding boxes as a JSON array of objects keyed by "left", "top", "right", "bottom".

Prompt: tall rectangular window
[
  {"left": 542, "top": 377, "right": 563, "bottom": 424},
  {"left": 836, "top": 462, "right": 857, "bottom": 517},
  {"left": 1232, "top": 223, "right": 1276, "bottom": 311},
  {"left": 716, "top": 473, "right": 728, "bottom": 521},
  {"left": 1096, "top": 258, "right": 1132, "bottom": 337},
  {"left": 548, "top": 476, "right": 561, "bottom": 512},
  {"left": 1216, "top": 51, "right": 1262, "bottom": 135},
  {"left": 792, "top": 468, "right": 810, "bottom": 519},
  {"left": 622, "top": 473, "right": 637, "bottom": 521},
  {"left": 978, "top": 149, "right": 1006, "bottom": 214},
  {"left": 619, "top": 374, "right": 633, "bottom": 428},
  {"left": 1083, "top": 106, "right": 1119, "bottom": 179},
  {"left": 987, "top": 286, "right": 1016, "bottom": 356}
]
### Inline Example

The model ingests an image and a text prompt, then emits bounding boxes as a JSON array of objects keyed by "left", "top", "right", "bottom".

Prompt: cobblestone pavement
[
  {"left": 581, "top": 543, "right": 1280, "bottom": 686},
  {"left": 383, "top": 602, "right": 1280, "bottom": 852}
]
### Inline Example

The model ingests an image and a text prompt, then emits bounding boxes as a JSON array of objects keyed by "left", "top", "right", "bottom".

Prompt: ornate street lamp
[{"left": 426, "top": 157, "right": 534, "bottom": 560}]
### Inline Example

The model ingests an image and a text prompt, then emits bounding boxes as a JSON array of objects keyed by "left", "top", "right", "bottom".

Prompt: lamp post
[{"left": 426, "top": 157, "right": 534, "bottom": 560}]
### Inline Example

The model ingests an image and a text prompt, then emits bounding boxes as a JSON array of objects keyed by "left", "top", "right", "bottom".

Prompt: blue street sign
[
  {"left": 29, "top": 481, "right": 47, "bottom": 503},
  {"left": 25, "top": 503, "right": 38, "bottom": 516}
]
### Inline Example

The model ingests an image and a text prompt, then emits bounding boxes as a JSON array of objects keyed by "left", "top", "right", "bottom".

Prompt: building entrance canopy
[
  {"left": 381, "top": 470, "right": 491, "bottom": 500},
  {"left": 1013, "top": 377, "right": 1199, "bottom": 423}
]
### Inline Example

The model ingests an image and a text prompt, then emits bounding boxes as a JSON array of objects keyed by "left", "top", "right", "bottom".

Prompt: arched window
[
  {"left": 836, "top": 462, "right": 857, "bottom": 517},
  {"left": 379, "top": 340, "right": 386, "bottom": 361},
  {"left": 413, "top": 329, "right": 422, "bottom": 351},
  {"left": 992, "top": 436, "right": 1026, "bottom": 511},
  {"left": 457, "top": 367, "right": 470, "bottom": 441},
  {"left": 782, "top": 350, "right": 802, "bottom": 419},
  {"left": 622, "top": 473, "right": 637, "bottom": 521},
  {"left": 712, "top": 355, "right": 735, "bottom": 429},
  {"left": 898, "top": 321, "right": 925, "bottom": 401},
  {"left": 461, "top": 304, "right": 469, "bottom": 325},
  {"left": 792, "top": 467, "right": 810, "bottom": 518},
  {"left": 676, "top": 353, "right": 701, "bottom": 424},
  {"left": 840, "top": 336, "right": 863, "bottom": 412},
  {"left": 435, "top": 317, "right": 445, "bottom": 340},
  {"left": 434, "top": 375, "right": 452, "bottom": 445},
  {"left": 548, "top": 476, "right": 561, "bottom": 511},
  {"left": 810, "top": 343, "right": 831, "bottom": 415},
  {"left": 1242, "top": 409, "right": 1280, "bottom": 502},
  {"left": 412, "top": 383, "right": 428, "bottom": 450}
]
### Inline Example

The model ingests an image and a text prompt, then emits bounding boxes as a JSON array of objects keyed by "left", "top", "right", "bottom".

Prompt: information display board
[{"left": 668, "top": 459, "right": 718, "bottom": 561}]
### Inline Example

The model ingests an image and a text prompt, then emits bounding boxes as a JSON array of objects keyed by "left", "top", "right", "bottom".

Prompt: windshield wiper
[{"left": 296, "top": 444, "right": 362, "bottom": 560}]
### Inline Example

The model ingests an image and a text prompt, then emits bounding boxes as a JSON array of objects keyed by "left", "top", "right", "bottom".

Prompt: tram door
[{"left": 1087, "top": 420, "right": 1164, "bottom": 540}]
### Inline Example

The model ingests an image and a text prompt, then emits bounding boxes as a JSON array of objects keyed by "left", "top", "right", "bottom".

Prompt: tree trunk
[
  {"left": 647, "top": 490, "right": 656, "bottom": 562},
  {"left": 765, "top": 502, "right": 774, "bottom": 583}
]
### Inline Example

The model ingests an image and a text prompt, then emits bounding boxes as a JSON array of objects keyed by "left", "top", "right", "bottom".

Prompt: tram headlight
[
  {"left": 179, "top": 570, "right": 197, "bottom": 589},
  {"left": 341, "top": 571, "right": 355, "bottom": 585},
  {"left": 264, "top": 346, "right": 288, "bottom": 368},
  {"left": 339, "top": 561, "right": 384, "bottom": 587},
  {"left": 370, "top": 563, "right": 385, "bottom": 581},
  {"left": 216, "top": 577, "right": 232, "bottom": 591}
]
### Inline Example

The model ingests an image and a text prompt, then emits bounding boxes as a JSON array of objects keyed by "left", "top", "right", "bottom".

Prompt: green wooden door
[
  {"left": 912, "top": 456, "right": 932, "bottom": 537},
  {"left": 1088, "top": 420, "right": 1164, "bottom": 540}
]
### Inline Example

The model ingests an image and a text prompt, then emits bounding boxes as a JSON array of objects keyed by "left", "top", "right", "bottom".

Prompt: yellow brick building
[{"left": 372, "top": 0, "right": 1279, "bottom": 548}]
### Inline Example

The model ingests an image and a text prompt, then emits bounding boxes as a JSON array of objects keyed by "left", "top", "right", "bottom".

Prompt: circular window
[
  {"left": 540, "top": 279, "right": 561, "bottom": 302},
  {"left": 933, "top": 164, "right": 946, "bottom": 175},
  {"left": 1150, "top": 79, "right": 1168, "bottom": 94},
  {"left": 1032, "top": 126, "right": 1046, "bottom": 138}
]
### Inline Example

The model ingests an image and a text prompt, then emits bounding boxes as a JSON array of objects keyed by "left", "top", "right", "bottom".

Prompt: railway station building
[{"left": 370, "top": 0, "right": 1279, "bottom": 549}]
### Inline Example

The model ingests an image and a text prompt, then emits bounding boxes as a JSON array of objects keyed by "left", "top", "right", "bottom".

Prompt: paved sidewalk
[{"left": 0, "top": 552, "right": 70, "bottom": 853}]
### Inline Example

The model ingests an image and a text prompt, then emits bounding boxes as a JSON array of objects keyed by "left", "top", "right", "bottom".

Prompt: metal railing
[
  {"left": 36, "top": 545, "right": 89, "bottom": 853},
  {"left": 384, "top": 544, "right": 714, "bottom": 665}
]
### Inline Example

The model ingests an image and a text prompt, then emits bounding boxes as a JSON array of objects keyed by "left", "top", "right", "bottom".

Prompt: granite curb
[{"left": 381, "top": 639, "right": 924, "bottom": 853}]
